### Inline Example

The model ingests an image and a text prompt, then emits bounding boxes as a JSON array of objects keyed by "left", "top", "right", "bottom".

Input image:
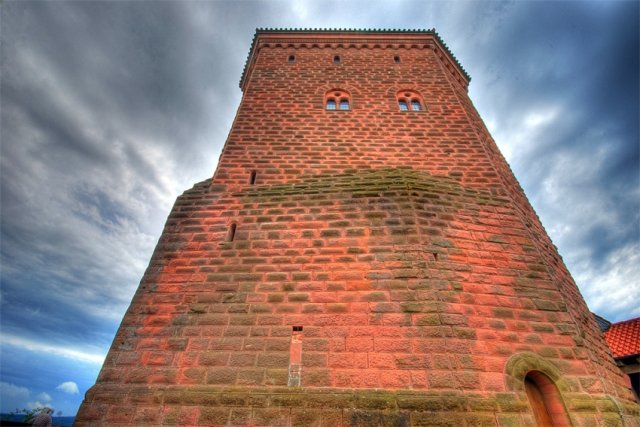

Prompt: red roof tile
[{"left": 603, "top": 317, "right": 640, "bottom": 358}]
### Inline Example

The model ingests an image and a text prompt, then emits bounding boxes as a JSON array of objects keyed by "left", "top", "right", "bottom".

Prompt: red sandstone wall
[
  {"left": 118, "top": 173, "right": 607, "bottom": 391},
  {"left": 209, "top": 33, "right": 632, "bottom": 397},
  {"left": 449, "top": 74, "right": 633, "bottom": 399},
  {"left": 213, "top": 40, "right": 497, "bottom": 191},
  {"left": 76, "top": 32, "right": 639, "bottom": 426},
  {"left": 444, "top": 37, "right": 636, "bottom": 415}
]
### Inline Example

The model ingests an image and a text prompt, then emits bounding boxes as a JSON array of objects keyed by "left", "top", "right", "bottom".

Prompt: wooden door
[{"left": 525, "top": 377, "right": 554, "bottom": 426}]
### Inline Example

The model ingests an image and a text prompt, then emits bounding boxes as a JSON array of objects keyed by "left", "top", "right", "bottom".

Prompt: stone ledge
[{"left": 78, "top": 384, "right": 638, "bottom": 426}]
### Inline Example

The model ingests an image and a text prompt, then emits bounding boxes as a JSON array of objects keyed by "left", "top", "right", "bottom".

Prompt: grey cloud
[
  {"left": 0, "top": 2, "right": 269, "bottom": 363},
  {"left": 461, "top": 2, "right": 639, "bottom": 320}
]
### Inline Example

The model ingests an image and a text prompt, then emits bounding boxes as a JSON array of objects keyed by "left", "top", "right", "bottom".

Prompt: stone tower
[{"left": 76, "top": 29, "right": 639, "bottom": 426}]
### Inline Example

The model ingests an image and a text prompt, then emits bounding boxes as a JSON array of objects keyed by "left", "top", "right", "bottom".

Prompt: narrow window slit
[
  {"left": 333, "top": 55, "right": 341, "bottom": 64},
  {"left": 227, "top": 223, "right": 237, "bottom": 242},
  {"left": 292, "top": 325, "right": 303, "bottom": 332},
  {"left": 249, "top": 171, "right": 257, "bottom": 185},
  {"left": 394, "top": 55, "right": 401, "bottom": 63},
  {"left": 433, "top": 253, "right": 438, "bottom": 261}
]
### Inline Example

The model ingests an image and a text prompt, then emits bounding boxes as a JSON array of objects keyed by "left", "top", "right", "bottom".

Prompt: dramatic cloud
[
  {"left": 0, "top": 382, "right": 52, "bottom": 412},
  {"left": 0, "top": 382, "right": 30, "bottom": 401},
  {"left": 36, "top": 392, "right": 51, "bottom": 402},
  {"left": 1, "top": 335, "right": 105, "bottom": 365},
  {"left": 28, "top": 392, "right": 53, "bottom": 410},
  {"left": 1, "top": 0, "right": 637, "bottom": 416},
  {"left": 56, "top": 382, "right": 79, "bottom": 395}
]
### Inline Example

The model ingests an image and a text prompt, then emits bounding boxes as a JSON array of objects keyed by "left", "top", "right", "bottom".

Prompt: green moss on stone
[{"left": 188, "top": 304, "right": 208, "bottom": 314}]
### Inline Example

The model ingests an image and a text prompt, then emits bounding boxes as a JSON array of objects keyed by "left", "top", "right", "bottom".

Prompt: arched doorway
[{"left": 524, "top": 370, "right": 571, "bottom": 426}]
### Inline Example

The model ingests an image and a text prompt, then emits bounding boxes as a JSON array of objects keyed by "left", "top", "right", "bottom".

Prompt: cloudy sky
[{"left": 1, "top": 0, "right": 638, "bottom": 416}]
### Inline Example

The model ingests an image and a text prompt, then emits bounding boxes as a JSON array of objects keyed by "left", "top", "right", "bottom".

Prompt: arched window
[
  {"left": 325, "top": 89, "right": 350, "bottom": 111},
  {"left": 397, "top": 90, "right": 425, "bottom": 112},
  {"left": 524, "top": 371, "right": 571, "bottom": 427}
]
